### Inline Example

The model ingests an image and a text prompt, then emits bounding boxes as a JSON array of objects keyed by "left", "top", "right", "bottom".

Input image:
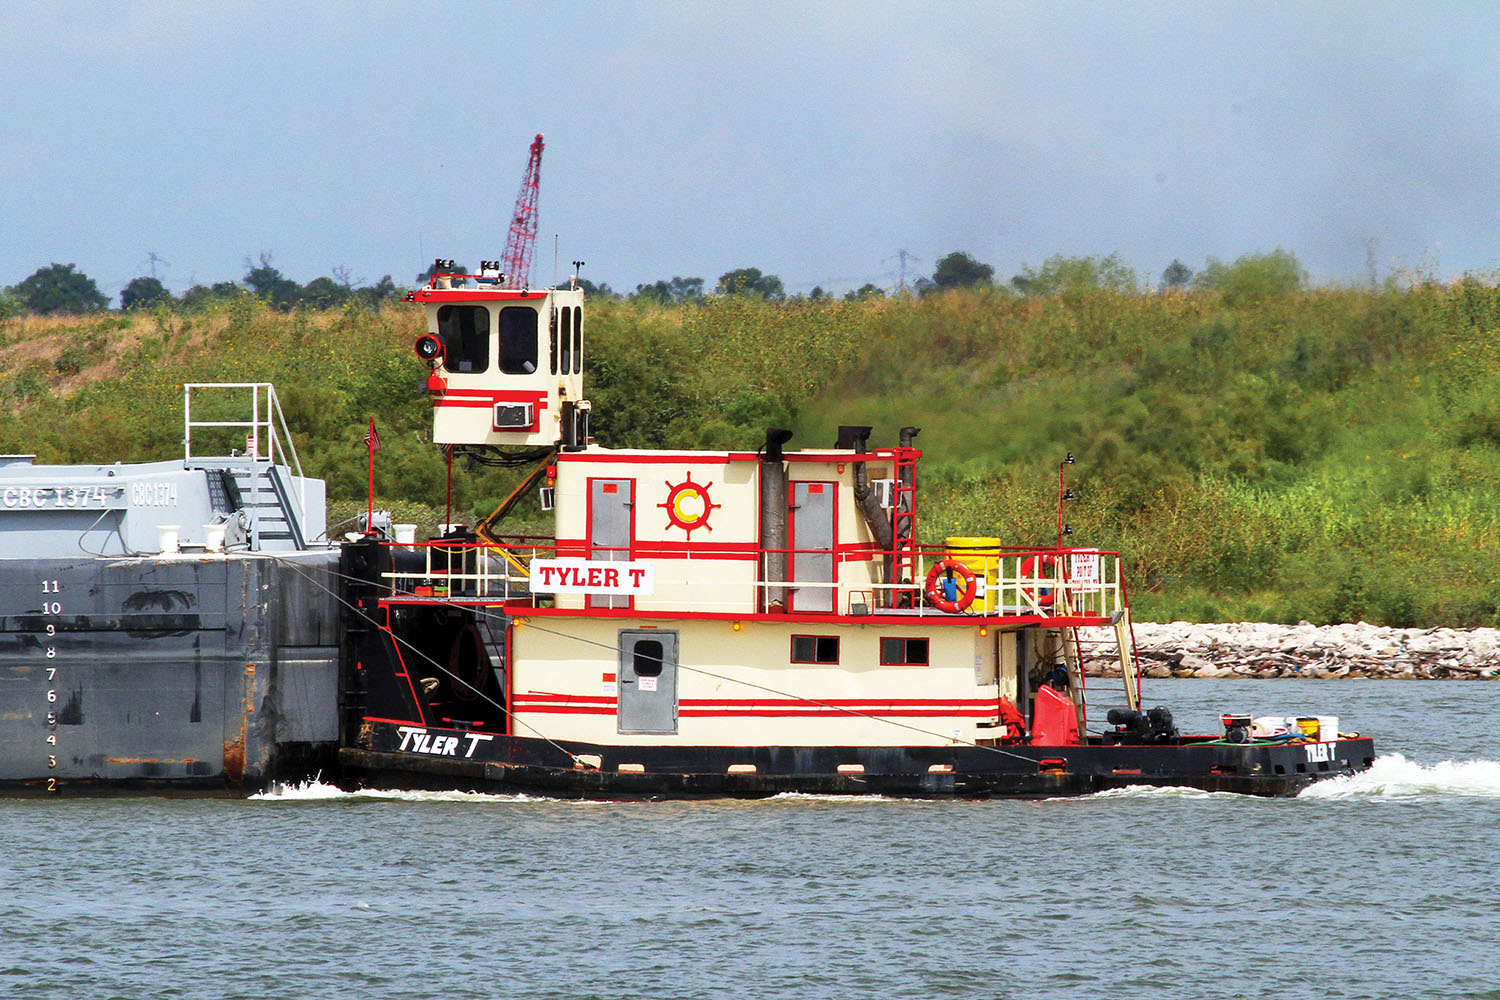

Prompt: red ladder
[{"left": 889, "top": 447, "right": 919, "bottom": 605}]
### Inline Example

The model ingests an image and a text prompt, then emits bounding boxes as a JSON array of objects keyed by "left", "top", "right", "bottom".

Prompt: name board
[
  {"left": 3, "top": 485, "right": 127, "bottom": 510},
  {"left": 529, "top": 559, "right": 655, "bottom": 595}
]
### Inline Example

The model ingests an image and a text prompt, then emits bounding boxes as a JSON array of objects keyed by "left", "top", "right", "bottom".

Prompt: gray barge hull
[{"left": 0, "top": 552, "right": 342, "bottom": 795}]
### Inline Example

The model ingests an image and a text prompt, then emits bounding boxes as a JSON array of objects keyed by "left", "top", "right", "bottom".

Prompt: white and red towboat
[{"left": 335, "top": 264, "right": 1374, "bottom": 798}]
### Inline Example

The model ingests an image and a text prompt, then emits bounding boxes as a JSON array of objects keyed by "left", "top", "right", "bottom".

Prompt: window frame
[
  {"left": 436, "top": 304, "right": 490, "bottom": 374},
  {"left": 572, "top": 305, "right": 582, "bottom": 374},
  {"left": 633, "top": 638, "right": 665, "bottom": 677},
  {"left": 879, "top": 636, "right": 930, "bottom": 666},
  {"left": 498, "top": 305, "right": 538, "bottom": 375},
  {"left": 790, "top": 634, "right": 840, "bottom": 664}
]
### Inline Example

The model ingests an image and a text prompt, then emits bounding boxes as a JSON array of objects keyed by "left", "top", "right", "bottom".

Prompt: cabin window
[
  {"left": 633, "top": 639, "right": 665, "bottom": 677},
  {"left": 572, "top": 306, "right": 583, "bottom": 373},
  {"left": 791, "top": 635, "right": 840, "bottom": 664},
  {"left": 880, "top": 637, "right": 929, "bottom": 666},
  {"left": 559, "top": 305, "right": 573, "bottom": 375},
  {"left": 549, "top": 309, "right": 559, "bottom": 375},
  {"left": 436, "top": 305, "right": 490, "bottom": 373},
  {"left": 498, "top": 307, "right": 538, "bottom": 374}
]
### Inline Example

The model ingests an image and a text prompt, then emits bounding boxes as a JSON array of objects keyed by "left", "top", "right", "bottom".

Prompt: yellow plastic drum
[{"left": 945, "top": 536, "right": 1002, "bottom": 612}]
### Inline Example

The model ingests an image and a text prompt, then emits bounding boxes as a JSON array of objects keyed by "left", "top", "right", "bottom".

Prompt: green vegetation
[
  {"left": 4, "top": 265, "right": 1500, "bottom": 628},
  {"left": 15, "top": 263, "right": 109, "bottom": 314}
]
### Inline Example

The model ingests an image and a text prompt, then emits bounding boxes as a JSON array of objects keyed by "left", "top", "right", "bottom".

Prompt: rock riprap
[{"left": 1081, "top": 621, "right": 1500, "bottom": 680}]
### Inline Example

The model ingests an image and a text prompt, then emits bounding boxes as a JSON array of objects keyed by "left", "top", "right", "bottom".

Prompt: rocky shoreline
[{"left": 1083, "top": 621, "right": 1500, "bottom": 680}]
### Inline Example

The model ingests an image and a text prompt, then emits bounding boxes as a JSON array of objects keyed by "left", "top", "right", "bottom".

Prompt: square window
[
  {"left": 880, "top": 637, "right": 929, "bottom": 665},
  {"left": 791, "top": 635, "right": 839, "bottom": 663}
]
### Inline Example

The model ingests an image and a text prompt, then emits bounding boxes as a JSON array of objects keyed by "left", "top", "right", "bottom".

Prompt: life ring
[
  {"left": 924, "top": 559, "right": 978, "bottom": 614},
  {"left": 1021, "top": 553, "right": 1058, "bottom": 608}
]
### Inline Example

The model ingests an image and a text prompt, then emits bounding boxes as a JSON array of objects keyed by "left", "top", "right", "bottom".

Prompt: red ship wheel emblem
[{"left": 659, "top": 474, "right": 720, "bottom": 534}]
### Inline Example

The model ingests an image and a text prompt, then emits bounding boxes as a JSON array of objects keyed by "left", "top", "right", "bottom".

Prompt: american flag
[{"left": 364, "top": 419, "right": 381, "bottom": 453}]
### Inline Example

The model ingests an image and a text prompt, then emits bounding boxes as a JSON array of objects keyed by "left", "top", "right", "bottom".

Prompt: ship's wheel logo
[{"left": 659, "top": 474, "right": 720, "bottom": 534}]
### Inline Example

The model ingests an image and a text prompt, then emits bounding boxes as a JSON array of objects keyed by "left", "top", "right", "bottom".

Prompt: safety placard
[{"left": 1070, "top": 549, "right": 1100, "bottom": 590}]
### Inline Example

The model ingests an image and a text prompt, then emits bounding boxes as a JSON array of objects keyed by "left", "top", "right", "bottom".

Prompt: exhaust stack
[{"left": 759, "top": 428, "right": 794, "bottom": 611}]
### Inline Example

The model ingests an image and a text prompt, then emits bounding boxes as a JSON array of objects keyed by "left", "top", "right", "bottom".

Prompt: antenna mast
[{"left": 501, "top": 133, "right": 544, "bottom": 289}]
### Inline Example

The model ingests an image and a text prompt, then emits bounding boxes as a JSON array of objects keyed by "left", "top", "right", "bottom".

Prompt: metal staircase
[{"left": 183, "top": 383, "right": 312, "bottom": 552}]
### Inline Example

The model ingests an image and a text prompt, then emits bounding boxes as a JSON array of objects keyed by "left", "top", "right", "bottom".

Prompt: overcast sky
[{"left": 4, "top": 2, "right": 1499, "bottom": 301}]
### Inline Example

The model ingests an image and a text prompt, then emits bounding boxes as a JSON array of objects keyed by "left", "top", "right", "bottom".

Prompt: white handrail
[{"left": 183, "top": 382, "right": 308, "bottom": 538}]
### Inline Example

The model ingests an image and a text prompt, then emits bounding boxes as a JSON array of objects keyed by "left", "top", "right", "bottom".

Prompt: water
[{"left": 2, "top": 678, "right": 1498, "bottom": 1000}]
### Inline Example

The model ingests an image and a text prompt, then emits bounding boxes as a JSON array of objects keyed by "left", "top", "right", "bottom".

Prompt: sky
[{"left": 3, "top": 1, "right": 1500, "bottom": 302}]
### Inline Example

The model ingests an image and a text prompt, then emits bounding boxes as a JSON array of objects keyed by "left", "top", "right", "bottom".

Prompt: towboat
[{"left": 333, "top": 265, "right": 1376, "bottom": 798}]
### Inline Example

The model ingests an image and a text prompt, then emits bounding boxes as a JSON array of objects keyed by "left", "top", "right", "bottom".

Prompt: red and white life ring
[
  {"left": 924, "top": 559, "right": 978, "bottom": 614},
  {"left": 1020, "top": 553, "right": 1058, "bottom": 608}
]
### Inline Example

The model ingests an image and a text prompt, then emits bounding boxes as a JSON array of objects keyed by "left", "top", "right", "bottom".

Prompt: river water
[{"left": 2, "top": 678, "right": 1497, "bottom": 1000}]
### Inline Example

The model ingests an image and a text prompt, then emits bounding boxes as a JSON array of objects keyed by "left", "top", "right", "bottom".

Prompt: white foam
[
  {"left": 250, "top": 778, "right": 349, "bottom": 800},
  {"left": 765, "top": 792, "right": 896, "bottom": 803},
  {"left": 1298, "top": 753, "right": 1500, "bottom": 799},
  {"left": 249, "top": 778, "right": 563, "bottom": 804},
  {"left": 1101, "top": 785, "right": 1240, "bottom": 799}
]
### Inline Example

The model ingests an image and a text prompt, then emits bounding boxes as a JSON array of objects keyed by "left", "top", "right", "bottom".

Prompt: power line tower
[
  {"left": 884, "top": 249, "right": 920, "bottom": 293},
  {"left": 145, "top": 251, "right": 170, "bottom": 280},
  {"left": 501, "top": 134, "right": 544, "bottom": 289}
]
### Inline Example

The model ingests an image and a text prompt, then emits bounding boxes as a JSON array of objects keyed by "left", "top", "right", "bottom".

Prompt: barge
[{"left": 0, "top": 384, "right": 341, "bottom": 794}]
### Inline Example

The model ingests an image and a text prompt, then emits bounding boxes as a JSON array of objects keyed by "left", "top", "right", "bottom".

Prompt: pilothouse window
[
  {"left": 572, "top": 305, "right": 583, "bottom": 374},
  {"left": 499, "top": 307, "right": 538, "bottom": 374},
  {"left": 559, "top": 306, "right": 572, "bottom": 374},
  {"left": 436, "top": 305, "right": 490, "bottom": 373},
  {"left": 549, "top": 308, "right": 559, "bottom": 375}
]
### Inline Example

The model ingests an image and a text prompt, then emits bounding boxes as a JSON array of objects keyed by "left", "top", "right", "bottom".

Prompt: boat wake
[
  {"left": 1297, "top": 753, "right": 1500, "bottom": 799},
  {"left": 1084, "top": 785, "right": 1241, "bottom": 800},
  {"left": 249, "top": 778, "right": 568, "bottom": 804}
]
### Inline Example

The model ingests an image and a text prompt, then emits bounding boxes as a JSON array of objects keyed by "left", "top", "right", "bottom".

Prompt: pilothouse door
[
  {"left": 789, "top": 481, "right": 835, "bottom": 612},
  {"left": 589, "top": 478, "right": 633, "bottom": 609},
  {"left": 618, "top": 630, "right": 678, "bottom": 734}
]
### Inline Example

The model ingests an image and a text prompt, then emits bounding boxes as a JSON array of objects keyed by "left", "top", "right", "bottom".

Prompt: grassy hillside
[{"left": 5, "top": 282, "right": 1500, "bottom": 627}]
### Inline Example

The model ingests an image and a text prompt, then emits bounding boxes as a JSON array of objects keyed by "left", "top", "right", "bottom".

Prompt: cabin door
[
  {"left": 618, "top": 629, "right": 679, "bottom": 734},
  {"left": 589, "top": 478, "right": 634, "bottom": 609},
  {"left": 789, "top": 481, "right": 836, "bottom": 613}
]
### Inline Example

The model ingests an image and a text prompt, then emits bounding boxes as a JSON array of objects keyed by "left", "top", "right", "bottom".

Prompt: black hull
[
  {"left": 339, "top": 722, "right": 1377, "bottom": 799},
  {"left": 0, "top": 554, "right": 343, "bottom": 794}
]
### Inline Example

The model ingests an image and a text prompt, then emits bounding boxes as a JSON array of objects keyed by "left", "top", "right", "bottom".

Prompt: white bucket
[
  {"left": 1318, "top": 716, "right": 1339, "bottom": 741},
  {"left": 203, "top": 523, "right": 226, "bottom": 553},
  {"left": 157, "top": 525, "right": 181, "bottom": 554},
  {"left": 393, "top": 523, "right": 417, "bottom": 547}
]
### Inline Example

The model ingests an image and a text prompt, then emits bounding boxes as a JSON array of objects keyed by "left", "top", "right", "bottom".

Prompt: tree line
[
  {"left": 1, "top": 247, "right": 1312, "bottom": 318},
  {"left": 0, "top": 254, "right": 402, "bottom": 317},
  {"left": 565, "top": 250, "right": 1308, "bottom": 306}
]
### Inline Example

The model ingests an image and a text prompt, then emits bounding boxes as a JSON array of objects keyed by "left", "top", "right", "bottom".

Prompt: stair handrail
[{"left": 183, "top": 382, "right": 308, "bottom": 539}]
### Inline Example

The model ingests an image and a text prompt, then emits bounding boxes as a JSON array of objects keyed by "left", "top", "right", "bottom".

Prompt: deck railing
[{"left": 376, "top": 536, "right": 1126, "bottom": 621}]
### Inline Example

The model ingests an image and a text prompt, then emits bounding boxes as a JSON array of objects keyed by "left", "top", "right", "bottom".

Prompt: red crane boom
[{"left": 501, "top": 133, "right": 544, "bottom": 289}]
